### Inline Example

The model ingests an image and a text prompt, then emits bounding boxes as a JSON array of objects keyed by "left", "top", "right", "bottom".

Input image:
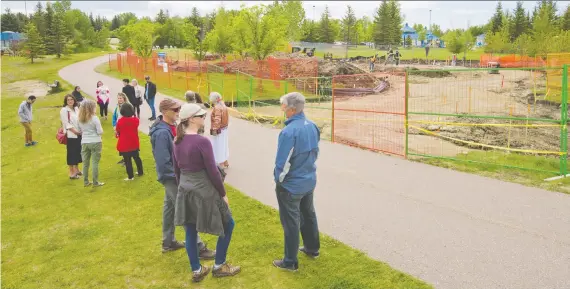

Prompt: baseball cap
[
  {"left": 179, "top": 103, "right": 207, "bottom": 120},
  {"left": 159, "top": 98, "right": 181, "bottom": 113}
]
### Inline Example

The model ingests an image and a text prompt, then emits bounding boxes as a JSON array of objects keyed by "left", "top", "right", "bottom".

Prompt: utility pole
[
  {"left": 429, "top": 9, "right": 432, "bottom": 32},
  {"left": 464, "top": 20, "right": 470, "bottom": 65},
  {"left": 25, "top": 1, "right": 28, "bottom": 16}
]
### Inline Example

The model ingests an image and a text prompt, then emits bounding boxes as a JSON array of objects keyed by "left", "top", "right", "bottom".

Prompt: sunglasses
[{"left": 171, "top": 107, "right": 180, "bottom": 113}]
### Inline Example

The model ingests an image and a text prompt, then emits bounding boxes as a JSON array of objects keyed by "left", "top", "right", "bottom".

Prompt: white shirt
[{"left": 60, "top": 106, "right": 80, "bottom": 139}]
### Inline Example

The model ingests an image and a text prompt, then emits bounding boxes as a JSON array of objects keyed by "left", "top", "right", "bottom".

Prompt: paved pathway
[{"left": 60, "top": 56, "right": 570, "bottom": 289}]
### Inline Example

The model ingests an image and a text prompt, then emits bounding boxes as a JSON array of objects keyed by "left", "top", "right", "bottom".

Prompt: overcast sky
[{"left": 2, "top": 1, "right": 570, "bottom": 30}]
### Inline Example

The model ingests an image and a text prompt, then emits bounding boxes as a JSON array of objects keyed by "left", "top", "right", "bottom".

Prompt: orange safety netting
[{"left": 480, "top": 54, "right": 546, "bottom": 68}]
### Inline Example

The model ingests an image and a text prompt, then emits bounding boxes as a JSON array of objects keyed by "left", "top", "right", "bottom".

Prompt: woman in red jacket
[{"left": 116, "top": 103, "right": 144, "bottom": 181}]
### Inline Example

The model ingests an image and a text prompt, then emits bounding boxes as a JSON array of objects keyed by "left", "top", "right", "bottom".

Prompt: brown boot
[
  {"left": 199, "top": 247, "right": 216, "bottom": 260},
  {"left": 192, "top": 265, "right": 211, "bottom": 283},
  {"left": 212, "top": 263, "right": 241, "bottom": 278}
]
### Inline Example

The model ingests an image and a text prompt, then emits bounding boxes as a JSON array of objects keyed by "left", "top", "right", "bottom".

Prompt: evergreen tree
[
  {"left": 387, "top": 0, "right": 403, "bottom": 45},
  {"left": 562, "top": 5, "right": 570, "bottom": 30},
  {"left": 373, "top": 0, "right": 390, "bottom": 45},
  {"left": 156, "top": 9, "right": 168, "bottom": 25},
  {"left": 44, "top": 2, "right": 55, "bottom": 54},
  {"left": 189, "top": 7, "right": 202, "bottom": 29},
  {"left": 318, "top": 5, "right": 334, "bottom": 43},
  {"left": 23, "top": 23, "right": 44, "bottom": 63},
  {"left": 511, "top": 1, "right": 528, "bottom": 40},
  {"left": 490, "top": 1, "right": 504, "bottom": 33},
  {"left": 342, "top": 5, "right": 357, "bottom": 45}
]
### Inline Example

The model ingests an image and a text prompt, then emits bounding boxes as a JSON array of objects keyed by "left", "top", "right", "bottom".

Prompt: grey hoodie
[
  {"left": 18, "top": 101, "right": 32, "bottom": 123},
  {"left": 149, "top": 116, "right": 176, "bottom": 184}
]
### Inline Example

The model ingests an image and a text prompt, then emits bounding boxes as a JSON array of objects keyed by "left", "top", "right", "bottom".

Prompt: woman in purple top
[{"left": 172, "top": 103, "right": 241, "bottom": 283}]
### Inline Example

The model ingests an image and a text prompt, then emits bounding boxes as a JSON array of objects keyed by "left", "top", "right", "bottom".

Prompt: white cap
[{"left": 179, "top": 103, "right": 206, "bottom": 120}]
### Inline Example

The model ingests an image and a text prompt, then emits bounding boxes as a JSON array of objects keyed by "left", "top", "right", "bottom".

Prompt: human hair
[
  {"left": 280, "top": 92, "right": 305, "bottom": 113},
  {"left": 74, "top": 86, "right": 80, "bottom": 91},
  {"left": 28, "top": 95, "right": 36, "bottom": 100},
  {"left": 131, "top": 79, "right": 138, "bottom": 86},
  {"left": 63, "top": 94, "right": 77, "bottom": 107},
  {"left": 145, "top": 75, "right": 150, "bottom": 81},
  {"left": 122, "top": 78, "right": 130, "bottom": 84},
  {"left": 195, "top": 93, "right": 203, "bottom": 104},
  {"left": 97, "top": 81, "right": 103, "bottom": 88},
  {"left": 174, "top": 119, "right": 189, "bottom": 144},
  {"left": 209, "top": 92, "right": 222, "bottom": 103},
  {"left": 185, "top": 90, "right": 196, "bottom": 103},
  {"left": 120, "top": 102, "right": 135, "bottom": 117},
  {"left": 79, "top": 99, "right": 96, "bottom": 123},
  {"left": 117, "top": 92, "right": 130, "bottom": 104}
]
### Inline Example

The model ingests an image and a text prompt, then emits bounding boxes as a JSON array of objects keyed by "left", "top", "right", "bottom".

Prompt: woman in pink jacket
[{"left": 96, "top": 81, "right": 110, "bottom": 120}]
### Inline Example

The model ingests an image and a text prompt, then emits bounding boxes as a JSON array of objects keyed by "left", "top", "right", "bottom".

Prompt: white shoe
[{"left": 124, "top": 177, "right": 134, "bottom": 181}]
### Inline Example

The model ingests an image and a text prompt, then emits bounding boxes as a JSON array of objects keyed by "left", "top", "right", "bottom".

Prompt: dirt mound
[
  {"left": 319, "top": 61, "right": 368, "bottom": 77},
  {"left": 4, "top": 80, "right": 50, "bottom": 98}
]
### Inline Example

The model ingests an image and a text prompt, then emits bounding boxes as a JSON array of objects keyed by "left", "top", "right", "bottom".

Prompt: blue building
[
  {"left": 1, "top": 31, "right": 24, "bottom": 49},
  {"left": 401, "top": 23, "right": 443, "bottom": 48}
]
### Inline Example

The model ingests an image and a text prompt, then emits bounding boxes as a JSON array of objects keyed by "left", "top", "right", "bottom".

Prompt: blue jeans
[
  {"left": 275, "top": 184, "right": 320, "bottom": 267},
  {"left": 184, "top": 218, "right": 235, "bottom": 271},
  {"left": 147, "top": 97, "right": 156, "bottom": 118}
]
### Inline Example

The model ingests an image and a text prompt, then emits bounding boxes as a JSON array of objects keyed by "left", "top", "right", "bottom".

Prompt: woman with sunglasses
[{"left": 173, "top": 103, "right": 240, "bottom": 282}]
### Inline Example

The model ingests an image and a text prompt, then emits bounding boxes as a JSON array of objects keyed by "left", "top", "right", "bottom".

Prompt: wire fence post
[{"left": 560, "top": 64, "right": 568, "bottom": 176}]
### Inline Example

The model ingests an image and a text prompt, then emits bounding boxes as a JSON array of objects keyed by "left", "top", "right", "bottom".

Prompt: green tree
[
  {"left": 442, "top": 29, "right": 465, "bottom": 54},
  {"left": 490, "top": 1, "right": 504, "bottom": 34},
  {"left": 126, "top": 20, "right": 158, "bottom": 69},
  {"left": 188, "top": 7, "right": 202, "bottom": 32},
  {"left": 430, "top": 23, "right": 443, "bottom": 37},
  {"left": 373, "top": 1, "right": 390, "bottom": 45},
  {"left": 405, "top": 34, "right": 412, "bottom": 47},
  {"left": 511, "top": 1, "right": 529, "bottom": 39},
  {"left": 318, "top": 5, "right": 334, "bottom": 43},
  {"left": 417, "top": 25, "right": 427, "bottom": 43},
  {"left": 44, "top": 2, "right": 55, "bottom": 54},
  {"left": 52, "top": 1, "right": 71, "bottom": 58},
  {"left": 513, "top": 33, "right": 533, "bottom": 56},
  {"left": 387, "top": 0, "right": 403, "bottom": 46},
  {"left": 233, "top": 5, "right": 287, "bottom": 60},
  {"left": 1, "top": 8, "right": 21, "bottom": 32},
  {"left": 300, "top": 19, "right": 319, "bottom": 42},
  {"left": 562, "top": 5, "right": 570, "bottom": 30},
  {"left": 342, "top": 5, "right": 357, "bottom": 46},
  {"left": 206, "top": 7, "right": 234, "bottom": 57},
  {"left": 32, "top": 2, "right": 46, "bottom": 39},
  {"left": 155, "top": 9, "right": 168, "bottom": 25},
  {"left": 270, "top": 0, "right": 305, "bottom": 41},
  {"left": 23, "top": 23, "right": 44, "bottom": 63}
]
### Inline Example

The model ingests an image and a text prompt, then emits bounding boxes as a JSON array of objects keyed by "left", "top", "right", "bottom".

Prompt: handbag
[{"left": 56, "top": 111, "right": 70, "bottom": 145}]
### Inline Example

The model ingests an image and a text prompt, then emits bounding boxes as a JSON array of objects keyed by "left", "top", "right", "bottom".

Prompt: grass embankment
[
  {"left": 415, "top": 151, "right": 570, "bottom": 194},
  {"left": 2, "top": 55, "right": 431, "bottom": 288}
]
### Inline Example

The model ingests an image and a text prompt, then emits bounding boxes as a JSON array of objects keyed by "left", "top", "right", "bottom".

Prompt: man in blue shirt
[
  {"left": 144, "top": 75, "right": 157, "bottom": 121},
  {"left": 272, "top": 92, "right": 321, "bottom": 271}
]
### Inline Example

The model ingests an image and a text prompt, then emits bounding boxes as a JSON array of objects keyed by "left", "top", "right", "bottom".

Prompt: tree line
[{"left": 1, "top": 1, "right": 110, "bottom": 62}]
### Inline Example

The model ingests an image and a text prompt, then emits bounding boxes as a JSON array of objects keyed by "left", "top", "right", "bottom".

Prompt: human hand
[{"left": 223, "top": 196, "right": 229, "bottom": 205}]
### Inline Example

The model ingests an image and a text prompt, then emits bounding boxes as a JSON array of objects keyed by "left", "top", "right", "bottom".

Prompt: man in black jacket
[
  {"left": 145, "top": 75, "right": 157, "bottom": 121},
  {"left": 122, "top": 79, "right": 138, "bottom": 117}
]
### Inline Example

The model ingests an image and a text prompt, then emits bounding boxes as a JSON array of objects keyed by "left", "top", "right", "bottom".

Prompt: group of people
[{"left": 20, "top": 75, "right": 320, "bottom": 282}]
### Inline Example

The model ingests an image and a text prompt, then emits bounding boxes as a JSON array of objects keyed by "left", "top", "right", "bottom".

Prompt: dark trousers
[
  {"left": 121, "top": 150, "right": 143, "bottom": 179},
  {"left": 275, "top": 184, "right": 320, "bottom": 266},
  {"left": 133, "top": 104, "right": 141, "bottom": 118},
  {"left": 98, "top": 102, "right": 109, "bottom": 117},
  {"left": 184, "top": 218, "right": 235, "bottom": 271}
]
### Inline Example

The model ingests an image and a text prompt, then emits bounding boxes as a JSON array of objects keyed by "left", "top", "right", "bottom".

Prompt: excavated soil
[{"left": 3, "top": 80, "right": 50, "bottom": 98}]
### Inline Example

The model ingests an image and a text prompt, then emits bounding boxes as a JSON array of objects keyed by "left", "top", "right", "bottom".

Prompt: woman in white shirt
[
  {"left": 78, "top": 100, "right": 105, "bottom": 187},
  {"left": 131, "top": 79, "right": 143, "bottom": 118},
  {"left": 60, "top": 94, "right": 82, "bottom": 179},
  {"left": 96, "top": 81, "right": 110, "bottom": 120}
]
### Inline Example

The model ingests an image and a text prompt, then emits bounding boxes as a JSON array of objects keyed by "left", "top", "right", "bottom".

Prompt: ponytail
[{"left": 174, "top": 119, "right": 188, "bottom": 144}]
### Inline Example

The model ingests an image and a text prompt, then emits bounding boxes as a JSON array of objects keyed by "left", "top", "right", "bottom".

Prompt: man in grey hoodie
[
  {"left": 149, "top": 98, "right": 215, "bottom": 258},
  {"left": 18, "top": 95, "right": 37, "bottom": 147}
]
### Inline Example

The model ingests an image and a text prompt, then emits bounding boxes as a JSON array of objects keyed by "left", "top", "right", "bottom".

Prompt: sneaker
[
  {"left": 162, "top": 241, "right": 185, "bottom": 253},
  {"left": 192, "top": 265, "right": 211, "bottom": 283},
  {"left": 93, "top": 182, "right": 105, "bottom": 187},
  {"left": 299, "top": 247, "right": 320, "bottom": 258},
  {"left": 30, "top": 141, "right": 38, "bottom": 145},
  {"left": 124, "top": 177, "right": 134, "bottom": 181},
  {"left": 272, "top": 259, "right": 298, "bottom": 272},
  {"left": 199, "top": 247, "right": 216, "bottom": 260},
  {"left": 117, "top": 159, "right": 124, "bottom": 164},
  {"left": 137, "top": 173, "right": 144, "bottom": 177},
  {"left": 212, "top": 263, "right": 241, "bottom": 278},
  {"left": 84, "top": 182, "right": 92, "bottom": 187},
  {"left": 25, "top": 143, "right": 32, "bottom": 147}
]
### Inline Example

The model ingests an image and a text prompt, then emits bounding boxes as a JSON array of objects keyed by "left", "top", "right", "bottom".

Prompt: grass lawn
[
  {"left": 415, "top": 151, "right": 570, "bottom": 194},
  {"left": 2, "top": 55, "right": 431, "bottom": 288}
]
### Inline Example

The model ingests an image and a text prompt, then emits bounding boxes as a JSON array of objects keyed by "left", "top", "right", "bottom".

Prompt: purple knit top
[{"left": 173, "top": 134, "right": 226, "bottom": 197}]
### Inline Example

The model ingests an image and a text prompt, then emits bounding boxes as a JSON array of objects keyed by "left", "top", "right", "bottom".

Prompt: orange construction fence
[{"left": 480, "top": 54, "right": 546, "bottom": 68}]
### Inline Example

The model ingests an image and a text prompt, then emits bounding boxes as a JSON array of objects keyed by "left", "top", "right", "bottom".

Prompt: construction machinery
[{"left": 291, "top": 46, "right": 315, "bottom": 57}]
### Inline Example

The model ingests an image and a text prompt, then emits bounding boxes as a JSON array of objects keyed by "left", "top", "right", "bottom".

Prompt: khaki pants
[
  {"left": 82, "top": 142, "right": 102, "bottom": 185},
  {"left": 21, "top": 122, "right": 32, "bottom": 144}
]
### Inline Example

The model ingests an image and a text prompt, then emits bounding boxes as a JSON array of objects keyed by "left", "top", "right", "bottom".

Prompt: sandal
[{"left": 69, "top": 175, "right": 80, "bottom": 180}]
